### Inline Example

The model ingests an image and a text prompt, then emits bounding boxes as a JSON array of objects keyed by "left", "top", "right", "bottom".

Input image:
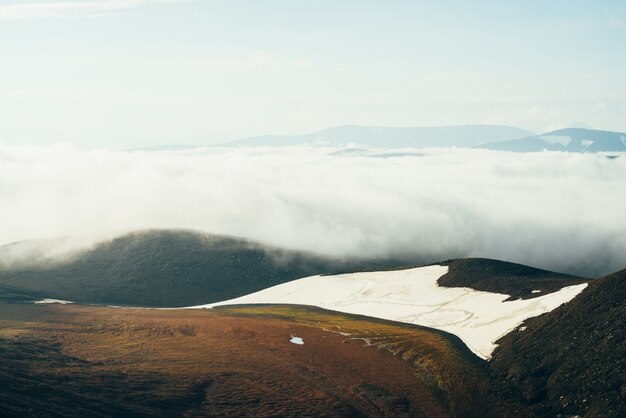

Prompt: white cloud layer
[{"left": 1, "top": 144, "right": 624, "bottom": 277}]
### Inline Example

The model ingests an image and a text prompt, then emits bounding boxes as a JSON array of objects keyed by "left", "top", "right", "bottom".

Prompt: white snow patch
[
  {"left": 581, "top": 140, "right": 594, "bottom": 151},
  {"left": 192, "top": 265, "right": 587, "bottom": 360},
  {"left": 290, "top": 335, "right": 304, "bottom": 345},
  {"left": 34, "top": 298, "right": 73, "bottom": 304},
  {"left": 531, "top": 290, "right": 542, "bottom": 294}
]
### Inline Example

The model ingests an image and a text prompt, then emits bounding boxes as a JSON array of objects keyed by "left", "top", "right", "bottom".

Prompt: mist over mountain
[
  {"left": 0, "top": 229, "right": 417, "bottom": 307},
  {"left": 477, "top": 128, "right": 626, "bottom": 153},
  {"left": 224, "top": 124, "right": 534, "bottom": 148},
  {"left": 2, "top": 1, "right": 624, "bottom": 416},
  {"left": 1, "top": 143, "right": 624, "bottom": 277},
  {"left": 0, "top": 229, "right": 593, "bottom": 308}
]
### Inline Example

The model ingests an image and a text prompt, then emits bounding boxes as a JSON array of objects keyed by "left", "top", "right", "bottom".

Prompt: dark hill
[
  {"left": 488, "top": 269, "right": 626, "bottom": 418},
  {"left": 438, "top": 258, "right": 587, "bottom": 300},
  {"left": 0, "top": 233, "right": 590, "bottom": 307},
  {"left": 0, "top": 230, "right": 411, "bottom": 308}
]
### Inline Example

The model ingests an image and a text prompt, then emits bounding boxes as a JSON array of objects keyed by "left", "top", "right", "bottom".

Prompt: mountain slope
[
  {"left": 0, "top": 231, "right": 590, "bottom": 309},
  {"left": 0, "top": 302, "right": 494, "bottom": 418},
  {"left": 477, "top": 128, "right": 626, "bottom": 153},
  {"left": 225, "top": 124, "right": 533, "bottom": 148},
  {"left": 205, "top": 265, "right": 588, "bottom": 359},
  {"left": 488, "top": 269, "right": 626, "bottom": 418},
  {"left": 438, "top": 258, "right": 587, "bottom": 301},
  {"left": 0, "top": 230, "right": 401, "bottom": 307}
]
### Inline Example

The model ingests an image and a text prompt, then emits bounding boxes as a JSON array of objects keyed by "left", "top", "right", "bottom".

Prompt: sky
[{"left": 1, "top": 0, "right": 625, "bottom": 148}]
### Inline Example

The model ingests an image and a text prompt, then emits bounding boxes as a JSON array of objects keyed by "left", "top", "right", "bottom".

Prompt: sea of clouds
[{"left": 1, "top": 143, "right": 624, "bottom": 276}]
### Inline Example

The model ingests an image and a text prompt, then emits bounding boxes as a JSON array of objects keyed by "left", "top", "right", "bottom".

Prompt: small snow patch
[
  {"left": 531, "top": 290, "right": 542, "bottom": 294},
  {"left": 34, "top": 298, "right": 73, "bottom": 305},
  {"left": 519, "top": 326, "right": 527, "bottom": 332},
  {"left": 290, "top": 335, "right": 304, "bottom": 345},
  {"left": 581, "top": 140, "right": 594, "bottom": 151}
]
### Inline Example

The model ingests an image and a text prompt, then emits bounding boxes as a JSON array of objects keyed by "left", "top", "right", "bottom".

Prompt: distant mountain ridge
[
  {"left": 224, "top": 124, "right": 534, "bottom": 148},
  {"left": 476, "top": 128, "right": 626, "bottom": 153},
  {"left": 122, "top": 125, "right": 626, "bottom": 153}
]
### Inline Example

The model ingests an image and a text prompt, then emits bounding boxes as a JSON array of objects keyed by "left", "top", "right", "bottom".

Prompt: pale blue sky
[{"left": 1, "top": 0, "right": 625, "bottom": 147}]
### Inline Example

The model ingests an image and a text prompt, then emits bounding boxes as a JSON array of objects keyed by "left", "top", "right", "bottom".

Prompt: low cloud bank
[{"left": 1, "top": 143, "right": 624, "bottom": 276}]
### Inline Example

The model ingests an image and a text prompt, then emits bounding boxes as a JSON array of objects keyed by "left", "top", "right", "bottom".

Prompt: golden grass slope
[{"left": 0, "top": 302, "right": 494, "bottom": 417}]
